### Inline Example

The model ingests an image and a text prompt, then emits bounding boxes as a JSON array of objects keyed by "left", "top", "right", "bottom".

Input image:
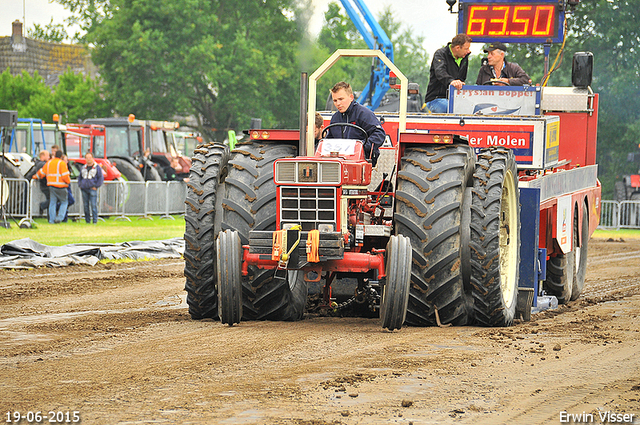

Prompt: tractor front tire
[
  {"left": 395, "top": 144, "right": 475, "bottom": 326},
  {"left": 217, "top": 229, "right": 243, "bottom": 326},
  {"left": 380, "top": 235, "right": 412, "bottom": 331},
  {"left": 469, "top": 147, "right": 520, "bottom": 327},
  {"left": 184, "top": 143, "right": 230, "bottom": 319}
]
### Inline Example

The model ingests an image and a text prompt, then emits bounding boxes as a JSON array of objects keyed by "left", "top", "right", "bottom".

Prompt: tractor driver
[{"left": 325, "top": 81, "right": 385, "bottom": 166}]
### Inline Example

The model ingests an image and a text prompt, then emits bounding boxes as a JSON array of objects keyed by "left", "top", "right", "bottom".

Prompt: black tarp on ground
[{"left": 0, "top": 238, "right": 184, "bottom": 268}]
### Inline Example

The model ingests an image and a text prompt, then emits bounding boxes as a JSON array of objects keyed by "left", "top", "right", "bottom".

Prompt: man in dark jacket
[
  {"left": 25, "top": 150, "right": 51, "bottom": 215},
  {"left": 77, "top": 152, "right": 104, "bottom": 224},
  {"left": 476, "top": 42, "right": 531, "bottom": 86},
  {"left": 325, "top": 81, "right": 386, "bottom": 166},
  {"left": 424, "top": 33, "right": 472, "bottom": 113}
]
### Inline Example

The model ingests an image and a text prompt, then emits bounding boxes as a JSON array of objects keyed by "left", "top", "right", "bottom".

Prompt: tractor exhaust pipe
[{"left": 299, "top": 72, "right": 308, "bottom": 156}]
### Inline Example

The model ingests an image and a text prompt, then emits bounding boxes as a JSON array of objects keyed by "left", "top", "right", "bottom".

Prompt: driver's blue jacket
[{"left": 326, "top": 100, "right": 386, "bottom": 165}]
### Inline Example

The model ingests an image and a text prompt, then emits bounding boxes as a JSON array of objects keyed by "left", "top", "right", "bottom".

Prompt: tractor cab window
[
  {"left": 94, "top": 135, "right": 105, "bottom": 158},
  {"left": 168, "top": 138, "right": 179, "bottom": 157},
  {"left": 65, "top": 133, "right": 83, "bottom": 159},
  {"left": 81, "top": 135, "right": 91, "bottom": 156},
  {"left": 149, "top": 130, "right": 168, "bottom": 153},
  {"left": 105, "top": 127, "right": 129, "bottom": 157},
  {"left": 36, "top": 130, "right": 57, "bottom": 152},
  {"left": 10, "top": 129, "right": 28, "bottom": 153}
]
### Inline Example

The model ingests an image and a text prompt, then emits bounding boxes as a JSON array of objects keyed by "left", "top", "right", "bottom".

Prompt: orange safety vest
[{"left": 35, "top": 158, "right": 71, "bottom": 188}]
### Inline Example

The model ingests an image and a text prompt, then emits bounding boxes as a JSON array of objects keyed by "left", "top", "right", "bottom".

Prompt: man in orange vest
[{"left": 33, "top": 150, "right": 71, "bottom": 223}]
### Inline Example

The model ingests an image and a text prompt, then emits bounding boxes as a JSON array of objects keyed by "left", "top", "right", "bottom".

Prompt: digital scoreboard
[{"left": 458, "top": 0, "right": 565, "bottom": 43}]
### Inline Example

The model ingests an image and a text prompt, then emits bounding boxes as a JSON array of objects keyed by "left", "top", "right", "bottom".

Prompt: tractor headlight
[{"left": 318, "top": 223, "right": 334, "bottom": 233}]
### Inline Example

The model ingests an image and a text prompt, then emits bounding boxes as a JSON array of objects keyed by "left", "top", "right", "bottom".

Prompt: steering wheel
[
  {"left": 321, "top": 122, "right": 368, "bottom": 144},
  {"left": 483, "top": 79, "right": 509, "bottom": 86}
]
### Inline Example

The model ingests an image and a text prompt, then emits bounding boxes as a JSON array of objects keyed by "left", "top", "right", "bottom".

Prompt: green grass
[
  {"left": 1, "top": 216, "right": 636, "bottom": 247},
  {"left": 592, "top": 228, "right": 640, "bottom": 240},
  {"left": 0, "top": 215, "right": 186, "bottom": 246}
]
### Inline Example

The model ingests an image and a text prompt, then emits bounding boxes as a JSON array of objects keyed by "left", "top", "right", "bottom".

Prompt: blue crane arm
[{"left": 339, "top": 0, "right": 394, "bottom": 110}]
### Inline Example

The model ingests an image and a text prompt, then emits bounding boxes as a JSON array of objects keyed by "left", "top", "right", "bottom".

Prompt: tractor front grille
[{"left": 279, "top": 186, "right": 336, "bottom": 231}]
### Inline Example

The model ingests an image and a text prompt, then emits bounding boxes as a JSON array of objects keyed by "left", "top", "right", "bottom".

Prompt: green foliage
[
  {"left": 0, "top": 68, "right": 107, "bottom": 124},
  {"left": 314, "top": 2, "right": 430, "bottom": 109},
  {"left": 505, "top": 2, "right": 640, "bottom": 199},
  {"left": 378, "top": 6, "right": 429, "bottom": 95},
  {"left": 87, "top": 0, "right": 302, "bottom": 140},
  {"left": 28, "top": 18, "right": 70, "bottom": 43},
  {"left": 53, "top": 71, "right": 112, "bottom": 122},
  {"left": 55, "top": 0, "right": 111, "bottom": 42},
  {"left": 0, "top": 70, "right": 55, "bottom": 120}
]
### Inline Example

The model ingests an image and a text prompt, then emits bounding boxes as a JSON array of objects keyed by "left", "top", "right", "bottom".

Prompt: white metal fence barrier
[
  {"left": 3, "top": 179, "right": 636, "bottom": 229},
  {"left": 599, "top": 200, "right": 640, "bottom": 230},
  {"left": 0, "top": 177, "right": 188, "bottom": 223}
]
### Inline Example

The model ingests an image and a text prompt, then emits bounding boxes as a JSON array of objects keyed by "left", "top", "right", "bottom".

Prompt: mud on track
[{"left": 1, "top": 239, "right": 640, "bottom": 424}]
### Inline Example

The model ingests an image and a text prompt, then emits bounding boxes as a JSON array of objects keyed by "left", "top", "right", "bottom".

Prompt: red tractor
[
  {"left": 142, "top": 120, "right": 191, "bottom": 179},
  {"left": 64, "top": 123, "right": 122, "bottom": 181},
  {"left": 614, "top": 147, "right": 640, "bottom": 201},
  {"left": 185, "top": 47, "right": 600, "bottom": 330},
  {"left": 83, "top": 116, "right": 162, "bottom": 181}
]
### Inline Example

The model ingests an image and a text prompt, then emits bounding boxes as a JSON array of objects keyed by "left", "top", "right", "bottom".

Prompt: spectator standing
[
  {"left": 424, "top": 34, "right": 472, "bottom": 113},
  {"left": 59, "top": 155, "right": 75, "bottom": 222},
  {"left": 25, "top": 150, "right": 50, "bottom": 216},
  {"left": 33, "top": 150, "right": 70, "bottom": 223},
  {"left": 77, "top": 152, "right": 104, "bottom": 224}
]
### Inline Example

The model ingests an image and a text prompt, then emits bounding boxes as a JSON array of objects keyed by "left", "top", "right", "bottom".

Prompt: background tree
[
  {"left": 27, "top": 18, "right": 70, "bottom": 43},
  {"left": 0, "top": 68, "right": 109, "bottom": 124},
  {"left": 87, "top": 0, "right": 304, "bottom": 141},
  {"left": 52, "top": 70, "right": 112, "bottom": 123},
  {"left": 0, "top": 70, "right": 53, "bottom": 119},
  {"left": 505, "top": 1, "right": 640, "bottom": 198},
  {"left": 377, "top": 6, "right": 429, "bottom": 96},
  {"left": 314, "top": 2, "right": 430, "bottom": 110}
]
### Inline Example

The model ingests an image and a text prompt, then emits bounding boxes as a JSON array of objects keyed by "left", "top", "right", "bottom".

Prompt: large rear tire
[
  {"left": 183, "top": 143, "right": 230, "bottom": 319},
  {"left": 217, "top": 229, "right": 243, "bottom": 326},
  {"left": 380, "top": 235, "right": 412, "bottom": 331},
  {"left": 614, "top": 181, "right": 627, "bottom": 202},
  {"left": 469, "top": 147, "right": 520, "bottom": 327},
  {"left": 254, "top": 269, "right": 308, "bottom": 321},
  {"left": 142, "top": 164, "right": 162, "bottom": 181},
  {"left": 544, "top": 206, "right": 576, "bottom": 304},
  {"left": 216, "top": 142, "right": 298, "bottom": 320},
  {"left": 570, "top": 201, "right": 589, "bottom": 301},
  {"left": 0, "top": 157, "right": 24, "bottom": 179},
  {"left": 395, "top": 145, "right": 475, "bottom": 326},
  {"left": 112, "top": 159, "right": 144, "bottom": 182}
]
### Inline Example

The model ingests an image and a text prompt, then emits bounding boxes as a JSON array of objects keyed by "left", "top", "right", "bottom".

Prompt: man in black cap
[{"left": 476, "top": 42, "right": 531, "bottom": 86}]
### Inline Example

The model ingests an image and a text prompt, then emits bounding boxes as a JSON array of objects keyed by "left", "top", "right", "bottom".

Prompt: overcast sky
[{"left": 1, "top": 0, "right": 483, "bottom": 56}]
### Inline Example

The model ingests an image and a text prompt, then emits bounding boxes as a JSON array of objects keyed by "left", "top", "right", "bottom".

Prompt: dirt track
[{"left": 2, "top": 238, "right": 640, "bottom": 425}]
